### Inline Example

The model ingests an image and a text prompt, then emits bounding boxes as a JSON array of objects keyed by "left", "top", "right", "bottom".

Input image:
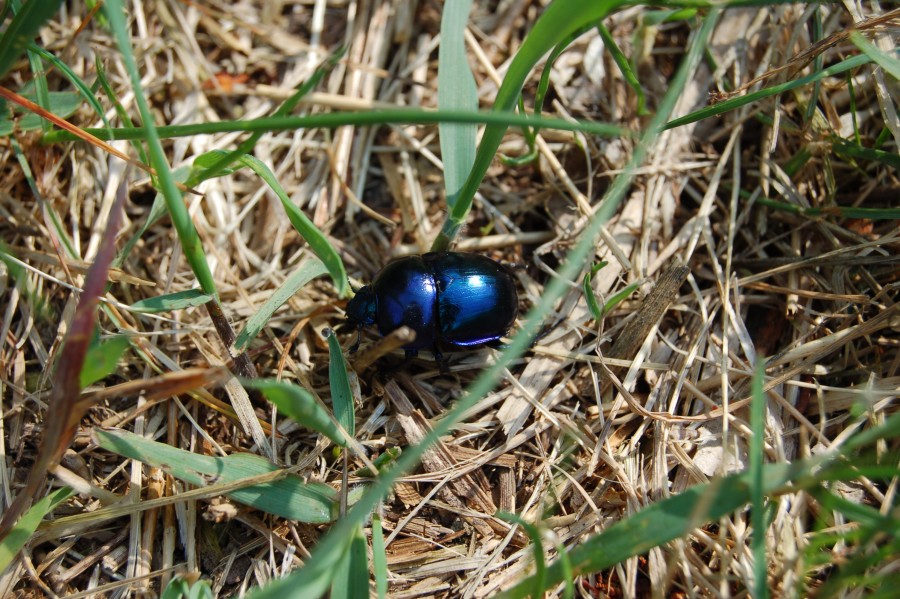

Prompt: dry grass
[{"left": 0, "top": 0, "right": 898, "bottom": 597}]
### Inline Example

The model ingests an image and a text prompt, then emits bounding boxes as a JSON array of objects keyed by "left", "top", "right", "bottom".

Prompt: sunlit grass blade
[
  {"left": 93, "top": 428, "right": 338, "bottom": 523},
  {"left": 233, "top": 258, "right": 329, "bottom": 352},
  {"left": 0, "top": 0, "right": 64, "bottom": 78},
  {"left": 232, "top": 153, "right": 349, "bottom": 297},
  {"left": 243, "top": 378, "right": 348, "bottom": 447},
  {"left": 101, "top": 0, "right": 218, "bottom": 298},
  {"left": 438, "top": 0, "right": 477, "bottom": 209}
]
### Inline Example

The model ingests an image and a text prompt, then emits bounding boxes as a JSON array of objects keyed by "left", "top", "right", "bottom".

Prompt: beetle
[{"left": 345, "top": 252, "right": 518, "bottom": 360}]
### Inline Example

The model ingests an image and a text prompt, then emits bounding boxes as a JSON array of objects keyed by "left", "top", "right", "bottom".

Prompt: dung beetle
[{"left": 345, "top": 252, "right": 518, "bottom": 360}]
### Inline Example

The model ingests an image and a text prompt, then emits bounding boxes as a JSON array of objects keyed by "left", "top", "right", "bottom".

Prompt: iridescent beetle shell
[{"left": 345, "top": 252, "right": 518, "bottom": 358}]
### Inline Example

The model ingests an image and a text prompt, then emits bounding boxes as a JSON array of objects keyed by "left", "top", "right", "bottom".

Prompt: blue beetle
[{"left": 345, "top": 252, "right": 518, "bottom": 360}]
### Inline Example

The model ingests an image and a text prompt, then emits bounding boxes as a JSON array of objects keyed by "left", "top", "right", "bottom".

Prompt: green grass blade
[
  {"left": 372, "top": 513, "right": 388, "bottom": 599},
  {"left": 597, "top": 23, "right": 647, "bottom": 115},
  {"left": 603, "top": 281, "right": 639, "bottom": 316},
  {"left": 80, "top": 335, "right": 131, "bottom": 387},
  {"left": 438, "top": 0, "right": 477, "bottom": 209},
  {"left": 325, "top": 329, "right": 355, "bottom": 438},
  {"left": 664, "top": 52, "right": 879, "bottom": 130},
  {"left": 330, "top": 523, "right": 369, "bottom": 599},
  {"left": 233, "top": 258, "right": 329, "bottom": 352},
  {"left": 498, "top": 462, "right": 803, "bottom": 598},
  {"left": 850, "top": 31, "right": 900, "bottom": 80},
  {"left": 434, "top": 0, "right": 618, "bottom": 248},
  {"left": 101, "top": 0, "right": 218, "bottom": 298},
  {"left": 130, "top": 289, "right": 214, "bottom": 314},
  {"left": 93, "top": 428, "right": 338, "bottom": 523},
  {"left": 243, "top": 378, "right": 348, "bottom": 448},
  {"left": 0, "top": 487, "right": 71, "bottom": 572},
  {"left": 234, "top": 153, "right": 349, "bottom": 297},
  {"left": 44, "top": 109, "right": 628, "bottom": 144},
  {"left": 582, "top": 261, "right": 608, "bottom": 320},
  {"left": 28, "top": 44, "right": 108, "bottom": 124},
  {"left": 755, "top": 195, "right": 900, "bottom": 220},
  {"left": 750, "top": 361, "right": 768, "bottom": 599},
  {"left": 0, "top": 0, "right": 64, "bottom": 79}
]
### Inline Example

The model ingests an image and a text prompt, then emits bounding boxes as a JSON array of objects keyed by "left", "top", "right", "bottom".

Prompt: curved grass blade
[
  {"left": 433, "top": 0, "right": 618, "bottom": 249},
  {"left": 45, "top": 109, "right": 628, "bottom": 144},
  {"left": 233, "top": 257, "right": 328, "bottom": 351},
  {"left": 101, "top": 0, "right": 218, "bottom": 298},
  {"left": 597, "top": 23, "right": 648, "bottom": 115},
  {"left": 664, "top": 52, "right": 877, "bottom": 131},
  {"left": 233, "top": 153, "right": 348, "bottom": 297},
  {"left": 94, "top": 428, "right": 338, "bottom": 523}
]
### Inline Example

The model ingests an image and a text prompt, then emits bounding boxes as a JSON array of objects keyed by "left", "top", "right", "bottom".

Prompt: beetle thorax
[{"left": 345, "top": 286, "right": 377, "bottom": 326}]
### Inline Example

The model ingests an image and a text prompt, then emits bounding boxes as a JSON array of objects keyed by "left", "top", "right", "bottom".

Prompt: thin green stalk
[
  {"left": 43, "top": 109, "right": 628, "bottom": 144},
  {"left": 750, "top": 360, "right": 769, "bottom": 599}
]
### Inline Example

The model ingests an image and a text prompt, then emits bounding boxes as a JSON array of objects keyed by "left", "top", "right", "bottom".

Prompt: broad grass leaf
[
  {"left": 80, "top": 335, "right": 131, "bottom": 387},
  {"left": 243, "top": 378, "right": 347, "bottom": 447},
  {"left": 0, "top": 487, "right": 71, "bottom": 572},
  {"left": 330, "top": 523, "right": 369, "bottom": 599},
  {"left": 130, "top": 289, "right": 213, "bottom": 314},
  {"left": 94, "top": 428, "right": 338, "bottom": 523},
  {"left": 438, "top": 0, "right": 477, "bottom": 209},
  {"left": 326, "top": 329, "right": 354, "bottom": 438}
]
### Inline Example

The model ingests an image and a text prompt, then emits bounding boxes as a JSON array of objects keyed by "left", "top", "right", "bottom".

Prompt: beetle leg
[
  {"left": 432, "top": 345, "right": 451, "bottom": 374},
  {"left": 349, "top": 326, "right": 362, "bottom": 353}
]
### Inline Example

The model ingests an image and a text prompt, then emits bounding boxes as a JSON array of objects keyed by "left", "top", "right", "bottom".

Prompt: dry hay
[{"left": 0, "top": 0, "right": 897, "bottom": 597}]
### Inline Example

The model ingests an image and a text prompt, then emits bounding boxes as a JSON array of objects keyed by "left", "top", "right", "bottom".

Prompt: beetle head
[{"left": 345, "top": 286, "right": 376, "bottom": 327}]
